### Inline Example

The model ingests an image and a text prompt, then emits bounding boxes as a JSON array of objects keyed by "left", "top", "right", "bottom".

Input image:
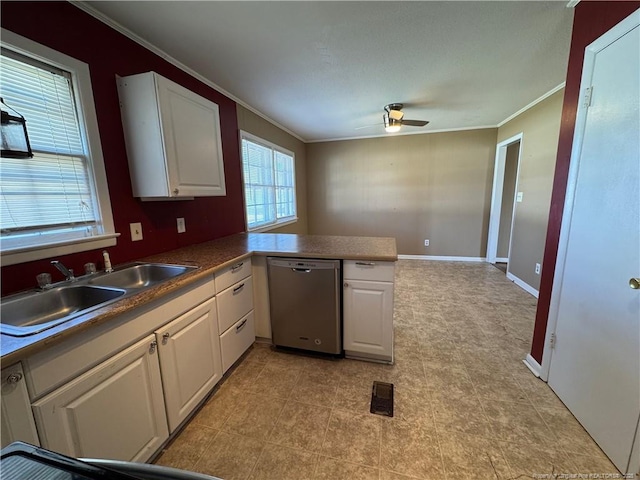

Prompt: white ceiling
[{"left": 81, "top": 1, "right": 574, "bottom": 143}]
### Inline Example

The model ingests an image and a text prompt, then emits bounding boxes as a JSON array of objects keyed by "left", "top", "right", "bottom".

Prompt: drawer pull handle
[
  {"left": 6, "top": 372, "right": 22, "bottom": 384},
  {"left": 236, "top": 319, "right": 248, "bottom": 332},
  {"left": 231, "top": 262, "right": 244, "bottom": 272},
  {"left": 233, "top": 283, "right": 245, "bottom": 293},
  {"left": 355, "top": 262, "right": 375, "bottom": 267}
]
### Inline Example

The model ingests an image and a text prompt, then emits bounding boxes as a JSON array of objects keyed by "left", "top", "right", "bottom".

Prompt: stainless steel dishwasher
[{"left": 267, "top": 257, "right": 341, "bottom": 355}]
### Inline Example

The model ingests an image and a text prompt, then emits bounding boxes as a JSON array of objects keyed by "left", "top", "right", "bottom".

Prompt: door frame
[
  {"left": 486, "top": 133, "right": 523, "bottom": 264},
  {"left": 540, "top": 9, "right": 640, "bottom": 384}
]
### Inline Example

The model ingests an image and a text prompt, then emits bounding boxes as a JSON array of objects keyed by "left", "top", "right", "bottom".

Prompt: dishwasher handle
[{"left": 292, "top": 268, "right": 312, "bottom": 273}]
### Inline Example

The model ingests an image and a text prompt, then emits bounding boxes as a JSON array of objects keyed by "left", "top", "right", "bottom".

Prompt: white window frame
[
  {"left": 0, "top": 29, "right": 118, "bottom": 266},
  {"left": 240, "top": 131, "right": 297, "bottom": 232}
]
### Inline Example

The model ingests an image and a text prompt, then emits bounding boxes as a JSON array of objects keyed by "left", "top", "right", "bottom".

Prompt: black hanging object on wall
[{"left": 1, "top": 97, "right": 33, "bottom": 159}]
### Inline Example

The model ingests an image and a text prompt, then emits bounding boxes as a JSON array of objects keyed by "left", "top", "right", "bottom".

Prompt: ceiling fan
[{"left": 356, "top": 103, "right": 430, "bottom": 133}]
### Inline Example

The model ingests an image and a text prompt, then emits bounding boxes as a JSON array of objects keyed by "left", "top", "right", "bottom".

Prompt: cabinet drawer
[
  {"left": 217, "top": 276, "right": 254, "bottom": 334},
  {"left": 343, "top": 260, "right": 395, "bottom": 282},
  {"left": 215, "top": 258, "right": 251, "bottom": 292},
  {"left": 220, "top": 312, "right": 255, "bottom": 373}
]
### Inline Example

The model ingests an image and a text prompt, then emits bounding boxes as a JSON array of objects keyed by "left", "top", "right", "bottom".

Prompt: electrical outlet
[
  {"left": 130, "top": 222, "right": 143, "bottom": 241},
  {"left": 177, "top": 217, "right": 186, "bottom": 233},
  {"left": 424, "top": 239, "right": 430, "bottom": 247},
  {"left": 516, "top": 192, "right": 524, "bottom": 203},
  {"left": 535, "top": 263, "right": 541, "bottom": 275}
]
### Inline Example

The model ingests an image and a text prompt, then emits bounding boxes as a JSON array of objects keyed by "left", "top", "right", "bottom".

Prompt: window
[
  {"left": 241, "top": 132, "right": 296, "bottom": 231},
  {"left": 0, "top": 29, "right": 116, "bottom": 265}
]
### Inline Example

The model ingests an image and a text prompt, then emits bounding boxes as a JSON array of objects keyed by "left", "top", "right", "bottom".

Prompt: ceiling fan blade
[
  {"left": 354, "top": 123, "right": 382, "bottom": 130},
  {"left": 401, "top": 119, "right": 429, "bottom": 127}
]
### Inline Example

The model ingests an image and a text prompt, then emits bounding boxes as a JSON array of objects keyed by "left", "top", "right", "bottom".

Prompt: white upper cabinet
[{"left": 117, "top": 72, "right": 226, "bottom": 199}]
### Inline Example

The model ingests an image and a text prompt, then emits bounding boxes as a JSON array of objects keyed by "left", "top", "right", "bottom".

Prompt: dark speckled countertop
[{"left": 1, "top": 233, "right": 397, "bottom": 365}]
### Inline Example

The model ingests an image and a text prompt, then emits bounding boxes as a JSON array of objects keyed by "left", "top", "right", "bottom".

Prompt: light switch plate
[
  {"left": 516, "top": 192, "right": 524, "bottom": 203},
  {"left": 177, "top": 217, "right": 186, "bottom": 233},
  {"left": 130, "top": 222, "right": 143, "bottom": 241}
]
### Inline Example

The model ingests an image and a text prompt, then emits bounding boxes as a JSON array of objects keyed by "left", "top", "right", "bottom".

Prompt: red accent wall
[
  {"left": 531, "top": 2, "right": 640, "bottom": 363},
  {"left": 1, "top": 1, "right": 246, "bottom": 295}
]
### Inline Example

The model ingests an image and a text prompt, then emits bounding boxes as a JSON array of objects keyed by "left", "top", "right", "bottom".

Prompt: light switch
[
  {"left": 516, "top": 192, "right": 524, "bottom": 203},
  {"left": 177, "top": 217, "right": 186, "bottom": 233},
  {"left": 130, "top": 222, "right": 143, "bottom": 241}
]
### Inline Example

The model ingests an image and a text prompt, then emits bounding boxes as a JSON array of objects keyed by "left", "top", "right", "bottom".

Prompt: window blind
[
  {"left": 241, "top": 136, "right": 296, "bottom": 230},
  {"left": 0, "top": 50, "right": 97, "bottom": 237}
]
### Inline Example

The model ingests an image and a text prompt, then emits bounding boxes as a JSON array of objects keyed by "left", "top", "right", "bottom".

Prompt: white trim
[
  {"left": 540, "top": 9, "right": 640, "bottom": 382},
  {"left": 0, "top": 235, "right": 118, "bottom": 267},
  {"left": 249, "top": 218, "right": 298, "bottom": 233},
  {"left": 497, "top": 83, "right": 566, "bottom": 127},
  {"left": 523, "top": 354, "right": 542, "bottom": 377},
  {"left": 70, "top": 1, "right": 305, "bottom": 143},
  {"left": 0, "top": 29, "right": 118, "bottom": 265},
  {"left": 486, "top": 133, "right": 523, "bottom": 263},
  {"left": 495, "top": 257, "right": 509, "bottom": 263},
  {"left": 310, "top": 124, "right": 497, "bottom": 144},
  {"left": 506, "top": 271, "right": 539, "bottom": 298},
  {"left": 398, "top": 255, "right": 486, "bottom": 262},
  {"left": 566, "top": 1, "right": 580, "bottom": 8}
]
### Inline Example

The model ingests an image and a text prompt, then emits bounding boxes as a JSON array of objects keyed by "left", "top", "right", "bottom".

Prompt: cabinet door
[
  {"left": 343, "top": 280, "right": 394, "bottom": 362},
  {"left": 32, "top": 335, "right": 168, "bottom": 462},
  {"left": 1, "top": 363, "right": 39, "bottom": 447},
  {"left": 156, "top": 75, "right": 226, "bottom": 197},
  {"left": 156, "top": 297, "right": 222, "bottom": 432}
]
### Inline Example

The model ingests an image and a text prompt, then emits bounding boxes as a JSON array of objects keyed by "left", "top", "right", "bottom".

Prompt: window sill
[
  {"left": 1, "top": 233, "right": 120, "bottom": 266},
  {"left": 247, "top": 218, "right": 298, "bottom": 233}
]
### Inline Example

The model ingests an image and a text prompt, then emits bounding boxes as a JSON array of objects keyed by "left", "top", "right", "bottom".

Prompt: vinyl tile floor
[{"left": 155, "top": 260, "right": 620, "bottom": 480}]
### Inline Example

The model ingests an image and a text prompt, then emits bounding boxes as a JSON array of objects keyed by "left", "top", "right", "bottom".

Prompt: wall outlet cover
[
  {"left": 516, "top": 192, "right": 524, "bottom": 203},
  {"left": 424, "top": 239, "right": 430, "bottom": 247},
  {"left": 535, "top": 263, "right": 541, "bottom": 275},
  {"left": 130, "top": 222, "right": 143, "bottom": 241},
  {"left": 177, "top": 217, "right": 186, "bottom": 233}
]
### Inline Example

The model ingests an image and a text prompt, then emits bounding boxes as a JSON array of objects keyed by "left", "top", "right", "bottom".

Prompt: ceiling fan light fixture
[{"left": 384, "top": 115, "right": 402, "bottom": 133}]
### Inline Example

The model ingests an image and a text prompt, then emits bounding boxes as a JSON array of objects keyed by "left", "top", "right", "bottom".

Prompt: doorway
[{"left": 486, "top": 133, "right": 522, "bottom": 274}]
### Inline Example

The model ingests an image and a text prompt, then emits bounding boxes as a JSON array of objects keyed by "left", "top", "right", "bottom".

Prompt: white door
[
  {"left": 156, "top": 75, "right": 226, "bottom": 197},
  {"left": 343, "top": 279, "right": 394, "bottom": 359},
  {"left": 546, "top": 11, "right": 639, "bottom": 474},
  {"left": 156, "top": 297, "right": 222, "bottom": 432},
  {"left": 1, "top": 363, "right": 39, "bottom": 447},
  {"left": 32, "top": 334, "right": 168, "bottom": 462}
]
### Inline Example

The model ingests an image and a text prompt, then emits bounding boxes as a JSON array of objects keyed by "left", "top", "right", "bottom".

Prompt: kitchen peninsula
[{"left": 0, "top": 233, "right": 397, "bottom": 462}]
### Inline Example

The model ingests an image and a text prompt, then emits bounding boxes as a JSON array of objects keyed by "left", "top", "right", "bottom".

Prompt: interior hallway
[{"left": 154, "top": 260, "right": 618, "bottom": 479}]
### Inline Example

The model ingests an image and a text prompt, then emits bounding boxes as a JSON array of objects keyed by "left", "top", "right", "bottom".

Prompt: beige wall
[
  {"left": 306, "top": 129, "right": 498, "bottom": 256},
  {"left": 497, "top": 89, "right": 564, "bottom": 290},
  {"left": 497, "top": 142, "right": 520, "bottom": 258},
  {"left": 236, "top": 105, "right": 308, "bottom": 234}
]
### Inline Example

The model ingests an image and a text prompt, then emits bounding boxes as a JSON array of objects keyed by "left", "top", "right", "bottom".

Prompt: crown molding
[{"left": 70, "top": 1, "right": 306, "bottom": 143}]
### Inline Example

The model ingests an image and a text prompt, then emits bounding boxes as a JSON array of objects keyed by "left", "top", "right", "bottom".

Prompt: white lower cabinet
[
  {"left": 155, "top": 297, "right": 222, "bottom": 432},
  {"left": 32, "top": 334, "right": 168, "bottom": 462},
  {"left": 1, "top": 363, "right": 39, "bottom": 447},
  {"left": 220, "top": 311, "right": 255, "bottom": 372},
  {"left": 343, "top": 261, "right": 395, "bottom": 363}
]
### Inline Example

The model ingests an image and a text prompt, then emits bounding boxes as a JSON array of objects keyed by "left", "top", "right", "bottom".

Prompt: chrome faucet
[{"left": 51, "top": 260, "right": 75, "bottom": 281}]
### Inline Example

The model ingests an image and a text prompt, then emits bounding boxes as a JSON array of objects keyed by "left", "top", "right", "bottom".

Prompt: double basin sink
[{"left": 1, "top": 263, "right": 198, "bottom": 337}]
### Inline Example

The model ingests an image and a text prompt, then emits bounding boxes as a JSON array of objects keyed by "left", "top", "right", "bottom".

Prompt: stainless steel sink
[
  {"left": 0, "top": 285, "right": 126, "bottom": 337},
  {"left": 89, "top": 263, "right": 197, "bottom": 289},
  {"left": 0, "top": 262, "right": 198, "bottom": 337}
]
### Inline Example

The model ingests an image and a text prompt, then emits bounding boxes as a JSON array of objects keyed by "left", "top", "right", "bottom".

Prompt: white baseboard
[
  {"left": 523, "top": 354, "right": 542, "bottom": 378},
  {"left": 398, "top": 255, "right": 486, "bottom": 262},
  {"left": 506, "top": 271, "right": 539, "bottom": 298},
  {"left": 495, "top": 257, "right": 509, "bottom": 263}
]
